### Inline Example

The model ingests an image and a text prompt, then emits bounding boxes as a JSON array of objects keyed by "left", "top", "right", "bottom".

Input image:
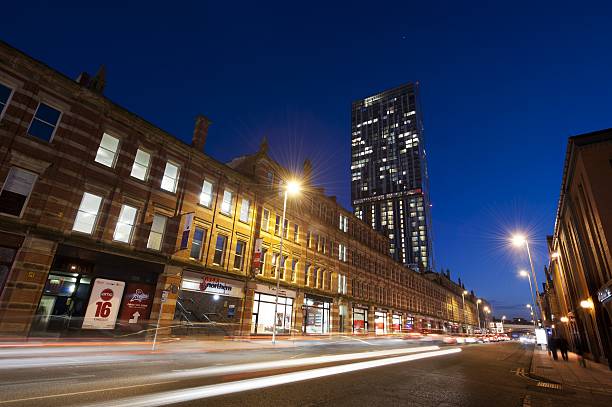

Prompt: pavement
[
  {"left": 0, "top": 339, "right": 610, "bottom": 406},
  {"left": 530, "top": 347, "right": 612, "bottom": 395}
]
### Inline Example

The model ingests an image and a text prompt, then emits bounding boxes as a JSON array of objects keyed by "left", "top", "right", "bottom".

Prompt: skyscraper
[{"left": 351, "top": 83, "right": 433, "bottom": 270}]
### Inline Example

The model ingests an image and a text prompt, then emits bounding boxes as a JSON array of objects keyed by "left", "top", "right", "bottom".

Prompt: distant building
[
  {"left": 350, "top": 83, "right": 433, "bottom": 270},
  {"left": 545, "top": 129, "right": 612, "bottom": 369}
]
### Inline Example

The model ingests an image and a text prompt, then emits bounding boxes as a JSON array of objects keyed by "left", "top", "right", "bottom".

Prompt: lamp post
[
  {"left": 526, "top": 304, "right": 536, "bottom": 328},
  {"left": 512, "top": 234, "right": 542, "bottom": 321},
  {"left": 484, "top": 306, "right": 490, "bottom": 333},
  {"left": 462, "top": 290, "right": 468, "bottom": 334},
  {"left": 519, "top": 269, "right": 538, "bottom": 325},
  {"left": 476, "top": 299, "right": 482, "bottom": 333},
  {"left": 272, "top": 180, "right": 301, "bottom": 345}
]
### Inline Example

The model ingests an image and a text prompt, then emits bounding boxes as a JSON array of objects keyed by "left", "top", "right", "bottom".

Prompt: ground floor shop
[
  {"left": 302, "top": 294, "right": 333, "bottom": 334},
  {"left": 250, "top": 284, "right": 296, "bottom": 335}
]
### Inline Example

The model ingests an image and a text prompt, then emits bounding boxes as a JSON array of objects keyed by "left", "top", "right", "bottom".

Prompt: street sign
[{"left": 161, "top": 290, "right": 169, "bottom": 303}]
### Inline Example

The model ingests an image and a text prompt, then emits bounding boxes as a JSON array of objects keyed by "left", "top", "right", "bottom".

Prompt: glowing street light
[
  {"left": 511, "top": 233, "right": 542, "bottom": 319},
  {"left": 580, "top": 299, "right": 594, "bottom": 309},
  {"left": 272, "top": 179, "right": 301, "bottom": 345},
  {"left": 560, "top": 316, "right": 569, "bottom": 323}
]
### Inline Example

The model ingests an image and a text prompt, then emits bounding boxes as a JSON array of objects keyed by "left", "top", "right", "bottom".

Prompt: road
[{"left": 0, "top": 339, "right": 609, "bottom": 407}]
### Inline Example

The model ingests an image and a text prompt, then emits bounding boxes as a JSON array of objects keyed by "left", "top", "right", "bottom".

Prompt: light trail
[
  {"left": 79, "top": 348, "right": 461, "bottom": 407},
  {"left": 159, "top": 345, "right": 440, "bottom": 380}
]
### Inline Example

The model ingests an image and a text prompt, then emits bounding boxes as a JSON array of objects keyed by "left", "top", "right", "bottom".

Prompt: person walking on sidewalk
[
  {"left": 549, "top": 336, "right": 559, "bottom": 360},
  {"left": 559, "top": 336, "right": 569, "bottom": 361},
  {"left": 575, "top": 337, "right": 587, "bottom": 368}
]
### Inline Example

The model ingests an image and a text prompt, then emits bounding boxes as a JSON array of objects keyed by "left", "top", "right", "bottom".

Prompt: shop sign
[
  {"left": 597, "top": 283, "right": 612, "bottom": 304},
  {"left": 82, "top": 278, "right": 125, "bottom": 330},
  {"left": 353, "top": 303, "right": 369, "bottom": 309},
  {"left": 255, "top": 283, "right": 296, "bottom": 298},
  {"left": 119, "top": 283, "right": 154, "bottom": 324},
  {"left": 252, "top": 238, "right": 263, "bottom": 271},
  {"left": 182, "top": 272, "right": 244, "bottom": 299}
]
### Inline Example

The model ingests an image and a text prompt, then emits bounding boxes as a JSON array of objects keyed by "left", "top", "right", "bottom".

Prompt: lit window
[
  {"left": 233, "top": 240, "right": 246, "bottom": 270},
  {"left": 0, "top": 83, "right": 13, "bottom": 119},
  {"left": 113, "top": 204, "right": 137, "bottom": 243},
  {"left": 279, "top": 255, "right": 287, "bottom": 280},
  {"left": 291, "top": 259, "right": 298, "bottom": 282},
  {"left": 0, "top": 167, "right": 37, "bottom": 217},
  {"left": 199, "top": 180, "right": 214, "bottom": 207},
  {"left": 161, "top": 161, "right": 180, "bottom": 193},
  {"left": 28, "top": 102, "right": 61, "bottom": 142},
  {"left": 213, "top": 235, "right": 227, "bottom": 265},
  {"left": 293, "top": 223, "right": 299, "bottom": 242},
  {"left": 221, "top": 190, "right": 233, "bottom": 214},
  {"left": 274, "top": 215, "right": 281, "bottom": 235},
  {"left": 190, "top": 227, "right": 206, "bottom": 260},
  {"left": 239, "top": 198, "right": 250, "bottom": 222},
  {"left": 130, "top": 149, "right": 151, "bottom": 181},
  {"left": 147, "top": 214, "right": 167, "bottom": 250},
  {"left": 94, "top": 133, "right": 120, "bottom": 167},
  {"left": 261, "top": 208, "right": 270, "bottom": 232},
  {"left": 72, "top": 192, "right": 103, "bottom": 234}
]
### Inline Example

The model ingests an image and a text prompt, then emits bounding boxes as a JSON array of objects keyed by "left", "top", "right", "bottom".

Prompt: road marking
[
  {"left": 340, "top": 335, "right": 373, "bottom": 345},
  {"left": 153, "top": 345, "right": 441, "bottom": 380},
  {"left": 288, "top": 353, "right": 306, "bottom": 359},
  {"left": 536, "top": 382, "right": 561, "bottom": 390},
  {"left": 80, "top": 348, "right": 461, "bottom": 407},
  {"left": 0, "top": 381, "right": 178, "bottom": 405}
]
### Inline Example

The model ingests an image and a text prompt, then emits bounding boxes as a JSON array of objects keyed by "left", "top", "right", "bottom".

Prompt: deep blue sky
[{"left": 4, "top": 1, "right": 612, "bottom": 319}]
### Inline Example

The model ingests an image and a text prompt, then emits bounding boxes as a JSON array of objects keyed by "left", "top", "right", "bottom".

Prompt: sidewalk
[{"left": 530, "top": 347, "right": 612, "bottom": 394}]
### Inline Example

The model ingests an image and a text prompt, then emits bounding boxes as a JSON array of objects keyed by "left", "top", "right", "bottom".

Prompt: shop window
[
  {"left": 94, "top": 133, "right": 120, "bottom": 168},
  {"left": 190, "top": 227, "right": 206, "bottom": 260},
  {"left": 147, "top": 214, "right": 167, "bottom": 250},
  {"left": 27, "top": 102, "right": 61, "bottom": 142},
  {"left": 220, "top": 190, "right": 233, "bottom": 215},
  {"left": 113, "top": 204, "right": 137, "bottom": 243},
  {"left": 261, "top": 208, "right": 270, "bottom": 232},
  {"left": 0, "top": 167, "right": 37, "bottom": 217},
  {"left": 290, "top": 259, "right": 298, "bottom": 282},
  {"left": 233, "top": 240, "right": 246, "bottom": 270},
  {"left": 239, "top": 199, "right": 250, "bottom": 223},
  {"left": 0, "top": 82, "right": 13, "bottom": 120},
  {"left": 199, "top": 179, "right": 214, "bottom": 207},
  {"left": 303, "top": 296, "right": 331, "bottom": 334},
  {"left": 251, "top": 292, "right": 293, "bottom": 335},
  {"left": 72, "top": 192, "right": 103, "bottom": 234},
  {"left": 213, "top": 235, "right": 227, "bottom": 265},
  {"left": 161, "top": 161, "right": 180, "bottom": 193},
  {"left": 130, "top": 148, "right": 151, "bottom": 181}
]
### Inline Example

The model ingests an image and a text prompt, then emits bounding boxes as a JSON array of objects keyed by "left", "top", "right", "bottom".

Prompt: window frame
[
  {"left": 112, "top": 204, "right": 138, "bottom": 244},
  {"left": 261, "top": 208, "right": 270, "bottom": 232},
  {"left": 27, "top": 101, "right": 63, "bottom": 143},
  {"left": 190, "top": 226, "right": 207, "bottom": 260},
  {"left": 212, "top": 234, "right": 228, "bottom": 266},
  {"left": 0, "top": 82, "right": 15, "bottom": 122},
  {"left": 220, "top": 189, "right": 234, "bottom": 216},
  {"left": 94, "top": 132, "right": 121, "bottom": 168},
  {"left": 233, "top": 239, "right": 246, "bottom": 270},
  {"left": 160, "top": 161, "right": 180, "bottom": 193},
  {"left": 199, "top": 179, "right": 215, "bottom": 208},
  {"left": 147, "top": 214, "right": 167, "bottom": 251},
  {"left": 239, "top": 198, "right": 250, "bottom": 223},
  {"left": 130, "top": 147, "right": 152, "bottom": 181},
  {"left": 72, "top": 192, "right": 103, "bottom": 235},
  {"left": 0, "top": 167, "right": 38, "bottom": 218}
]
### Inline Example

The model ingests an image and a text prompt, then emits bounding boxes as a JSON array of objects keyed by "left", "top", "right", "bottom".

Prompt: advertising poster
[
  {"left": 82, "top": 278, "right": 125, "bottom": 330},
  {"left": 119, "top": 283, "right": 155, "bottom": 325}
]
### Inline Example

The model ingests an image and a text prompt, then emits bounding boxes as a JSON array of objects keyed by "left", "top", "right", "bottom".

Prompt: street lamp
[
  {"left": 272, "top": 179, "right": 301, "bottom": 344},
  {"left": 511, "top": 234, "right": 542, "bottom": 319},
  {"left": 519, "top": 269, "right": 538, "bottom": 324},
  {"left": 580, "top": 299, "right": 594, "bottom": 309},
  {"left": 476, "top": 299, "right": 482, "bottom": 332},
  {"left": 526, "top": 304, "right": 536, "bottom": 328},
  {"left": 462, "top": 290, "right": 468, "bottom": 333}
]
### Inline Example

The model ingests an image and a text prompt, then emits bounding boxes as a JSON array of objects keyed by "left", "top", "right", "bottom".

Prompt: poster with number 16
[{"left": 82, "top": 278, "right": 125, "bottom": 330}]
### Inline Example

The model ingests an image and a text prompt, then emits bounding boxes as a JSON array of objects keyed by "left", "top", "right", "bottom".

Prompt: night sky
[{"left": 3, "top": 1, "right": 612, "bottom": 319}]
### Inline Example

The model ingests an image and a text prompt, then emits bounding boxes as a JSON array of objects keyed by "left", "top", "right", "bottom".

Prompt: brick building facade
[{"left": 0, "top": 41, "right": 482, "bottom": 339}]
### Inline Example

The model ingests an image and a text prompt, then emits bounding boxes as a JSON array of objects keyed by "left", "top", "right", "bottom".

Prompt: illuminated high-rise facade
[{"left": 351, "top": 83, "right": 433, "bottom": 270}]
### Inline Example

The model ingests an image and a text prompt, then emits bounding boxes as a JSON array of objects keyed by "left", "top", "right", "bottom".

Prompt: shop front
[
  {"left": 392, "top": 313, "right": 403, "bottom": 333},
  {"left": 352, "top": 303, "right": 368, "bottom": 334},
  {"left": 303, "top": 294, "right": 332, "bottom": 334},
  {"left": 405, "top": 315, "right": 415, "bottom": 331},
  {"left": 251, "top": 284, "right": 296, "bottom": 335},
  {"left": 177, "top": 271, "right": 245, "bottom": 335},
  {"left": 30, "top": 245, "right": 161, "bottom": 337},
  {"left": 375, "top": 310, "right": 388, "bottom": 335}
]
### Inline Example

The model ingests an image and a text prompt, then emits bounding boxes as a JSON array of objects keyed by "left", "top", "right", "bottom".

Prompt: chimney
[{"left": 192, "top": 115, "right": 212, "bottom": 152}]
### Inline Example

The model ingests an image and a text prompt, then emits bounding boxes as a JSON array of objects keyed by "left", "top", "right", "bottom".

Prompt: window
[
  {"left": 213, "top": 235, "right": 227, "bottom": 265},
  {"left": 0, "top": 167, "right": 37, "bottom": 217},
  {"left": 283, "top": 218, "right": 289, "bottom": 238},
  {"left": 94, "top": 133, "right": 120, "bottom": 167},
  {"left": 279, "top": 255, "right": 287, "bottom": 280},
  {"left": 27, "top": 102, "right": 61, "bottom": 142},
  {"left": 72, "top": 192, "right": 103, "bottom": 234},
  {"left": 233, "top": 240, "right": 246, "bottom": 270},
  {"left": 338, "top": 243, "right": 347, "bottom": 262},
  {"left": 274, "top": 215, "right": 281, "bottom": 235},
  {"left": 220, "top": 190, "right": 233, "bottom": 215},
  {"left": 338, "top": 274, "right": 347, "bottom": 294},
  {"left": 113, "top": 204, "right": 137, "bottom": 243},
  {"left": 304, "top": 263, "right": 311, "bottom": 285},
  {"left": 306, "top": 231, "right": 311, "bottom": 248},
  {"left": 293, "top": 223, "right": 299, "bottom": 242},
  {"left": 147, "top": 214, "right": 167, "bottom": 250},
  {"left": 259, "top": 248, "right": 267, "bottom": 275},
  {"left": 130, "top": 149, "right": 151, "bottom": 180},
  {"left": 291, "top": 259, "right": 298, "bottom": 282},
  {"left": 190, "top": 227, "right": 206, "bottom": 260},
  {"left": 161, "top": 161, "right": 180, "bottom": 193},
  {"left": 339, "top": 214, "right": 349, "bottom": 232},
  {"left": 199, "top": 180, "right": 214, "bottom": 207},
  {"left": 0, "top": 83, "right": 13, "bottom": 119},
  {"left": 271, "top": 252, "right": 278, "bottom": 277},
  {"left": 261, "top": 208, "right": 270, "bottom": 232},
  {"left": 239, "top": 199, "right": 250, "bottom": 222}
]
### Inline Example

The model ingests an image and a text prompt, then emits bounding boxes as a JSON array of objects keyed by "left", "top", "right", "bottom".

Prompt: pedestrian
[
  {"left": 558, "top": 336, "right": 569, "bottom": 361},
  {"left": 549, "top": 336, "right": 559, "bottom": 360},
  {"left": 575, "top": 337, "right": 587, "bottom": 368}
]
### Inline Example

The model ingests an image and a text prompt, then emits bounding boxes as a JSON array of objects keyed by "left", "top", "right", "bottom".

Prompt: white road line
[
  {"left": 340, "top": 335, "right": 373, "bottom": 345},
  {"left": 152, "top": 345, "right": 440, "bottom": 380},
  {"left": 79, "top": 348, "right": 462, "bottom": 407},
  {"left": 0, "top": 381, "right": 179, "bottom": 405}
]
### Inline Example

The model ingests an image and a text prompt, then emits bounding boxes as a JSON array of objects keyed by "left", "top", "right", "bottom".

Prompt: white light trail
[
  {"left": 158, "top": 345, "right": 440, "bottom": 380},
  {"left": 80, "top": 348, "right": 461, "bottom": 407}
]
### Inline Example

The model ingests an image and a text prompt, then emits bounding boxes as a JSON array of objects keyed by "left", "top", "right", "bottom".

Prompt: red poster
[{"left": 119, "top": 283, "right": 155, "bottom": 325}]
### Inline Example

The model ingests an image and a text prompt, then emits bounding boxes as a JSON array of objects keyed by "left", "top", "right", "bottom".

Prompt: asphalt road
[{"left": 0, "top": 339, "right": 609, "bottom": 407}]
